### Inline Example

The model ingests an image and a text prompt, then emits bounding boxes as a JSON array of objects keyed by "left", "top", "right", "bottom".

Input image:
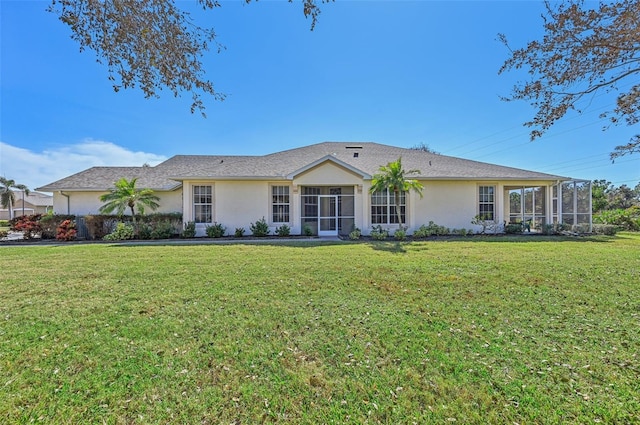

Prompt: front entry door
[{"left": 318, "top": 195, "right": 338, "bottom": 236}]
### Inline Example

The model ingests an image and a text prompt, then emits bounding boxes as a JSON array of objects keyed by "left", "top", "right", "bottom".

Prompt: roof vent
[
  {"left": 353, "top": 152, "right": 359, "bottom": 158},
  {"left": 345, "top": 146, "right": 363, "bottom": 149}
]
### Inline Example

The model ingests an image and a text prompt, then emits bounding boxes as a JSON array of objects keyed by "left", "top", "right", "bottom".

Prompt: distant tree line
[
  {"left": 592, "top": 179, "right": 640, "bottom": 231},
  {"left": 592, "top": 180, "right": 640, "bottom": 212}
]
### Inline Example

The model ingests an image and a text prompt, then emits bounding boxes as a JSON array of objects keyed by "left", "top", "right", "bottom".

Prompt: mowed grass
[{"left": 1, "top": 234, "right": 639, "bottom": 424}]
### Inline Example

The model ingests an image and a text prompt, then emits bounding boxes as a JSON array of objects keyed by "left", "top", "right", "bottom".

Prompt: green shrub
[
  {"left": 412, "top": 225, "right": 429, "bottom": 238},
  {"left": 275, "top": 224, "right": 291, "bottom": 237},
  {"left": 103, "top": 222, "right": 134, "bottom": 241},
  {"left": 0, "top": 220, "right": 9, "bottom": 227},
  {"left": 0, "top": 230, "right": 8, "bottom": 239},
  {"left": 136, "top": 222, "right": 153, "bottom": 239},
  {"left": 505, "top": 223, "right": 523, "bottom": 234},
  {"left": 348, "top": 227, "right": 362, "bottom": 240},
  {"left": 150, "top": 221, "right": 175, "bottom": 239},
  {"left": 206, "top": 222, "right": 226, "bottom": 238},
  {"left": 394, "top": 228, "right": 407, "bottom": 240},
  {"left": 414, "top": 221, "right": 449, "bottom": 237},
  {"left": 571, "top": 223, "right": 591, "bottom": 234},
  {"left": 540, "top": 224, "right": 555, "bottom": 235},
  {"left": 370, "top": 225, "right": 388, "bottom": 240},
  {"left": 592, "top": 224, "right": 617, "bottom": 235},
  {"left": 182, "top": 222, "right": 196, "bottom": 238},
  {"left": 250, "top": 217, "right": 270, "bottom": 237},
  {"left": 594, "top": 206, "right": 640, "bottom": 231},
  {"left": 302, "top": 225, "right": 314, "bottom": 237},
  {"left": 234, "top": 227, "right": 246, "bottom": 238}
]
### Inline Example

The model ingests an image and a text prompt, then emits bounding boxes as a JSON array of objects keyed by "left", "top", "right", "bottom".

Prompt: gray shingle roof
[
  {"left": 37, "top": 142, "right": 568, "bottom": 191},
  {"left": 37, "top": 166, "right": 182, "bottom": 192}
]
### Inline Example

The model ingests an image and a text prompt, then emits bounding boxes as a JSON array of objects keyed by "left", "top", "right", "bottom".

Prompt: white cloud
[{"left": 0, "top": 140, "right": 167, "bottom": 192}]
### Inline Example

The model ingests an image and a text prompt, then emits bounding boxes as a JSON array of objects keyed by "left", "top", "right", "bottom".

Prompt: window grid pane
[
  {"left": 370, "top": 189, "right": 406, "bottom": 225},
  {"left": 193, "top": 185, "right": 213, "bottom": 223},
  {"left": 271, "top": 185, "right": 290, "bottom": 223},
  {"left": 478, "top": 186, "right": 495, "bottom": 220}
]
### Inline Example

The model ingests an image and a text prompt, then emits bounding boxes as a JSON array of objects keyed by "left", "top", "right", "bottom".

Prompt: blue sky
[{"left": 1, "top": 0, "right": 638, "bottom": 191}]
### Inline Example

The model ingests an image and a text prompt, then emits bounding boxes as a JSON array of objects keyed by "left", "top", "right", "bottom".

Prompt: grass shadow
[{"left": 366, "top": 241, "right": 408, "bottom": 253}]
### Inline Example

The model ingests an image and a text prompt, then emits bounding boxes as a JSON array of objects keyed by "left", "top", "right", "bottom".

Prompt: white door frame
[{"left": 318, "top": 195, "right": 339, "bottom": 236}]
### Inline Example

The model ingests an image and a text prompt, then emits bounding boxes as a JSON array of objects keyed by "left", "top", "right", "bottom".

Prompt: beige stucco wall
[
  {"left": 359, "top": 180, "right": 486, "bottom": 233},
  {"left": 51, "top": 189, "right": 183, "bottom": 216},
  {"left": 183, "top": 180, "right": 280, "bottom": 236},
  {"left": 293, "top": 161, "right": 364, "bottom": 186}
]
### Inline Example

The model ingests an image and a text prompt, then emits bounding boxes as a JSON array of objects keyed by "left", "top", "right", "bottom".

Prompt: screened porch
[{"left": 504, "top": 180, "right": 592, "bottom": 232}]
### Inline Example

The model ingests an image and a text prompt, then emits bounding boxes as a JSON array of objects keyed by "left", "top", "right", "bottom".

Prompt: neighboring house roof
[
  {"left": 37, "top": 166, "right": 182, "bottom": 192},
  {"left": 37, "top": 142, "right": 569, "bottom": 191},
  {"left": 11, "top": 190, "right": 54, "bottom": 206}
]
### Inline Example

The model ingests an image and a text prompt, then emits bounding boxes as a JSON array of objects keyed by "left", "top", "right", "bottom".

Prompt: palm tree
[
  {"left": 369, "top": 157, "right": 424, "bottom": 228},
  {"left": 0, "top": 177, "right": 30, "bottom": 220},
  {"left": 99, "top": 177, "right": 160, "bottom": 224}
]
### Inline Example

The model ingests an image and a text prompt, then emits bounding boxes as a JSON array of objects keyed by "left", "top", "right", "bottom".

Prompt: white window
[
  {"left": 193, "top": 185, "right": 212, "bottom": 223},
  {"left": 371, "top": 189, "right": 406, "bottom": 225},
  {"left": 478, "top": 185, "right": 495, "bottom": 220},
  {"left": 271, "top": 185, "right": 290, "bottom": 223}
]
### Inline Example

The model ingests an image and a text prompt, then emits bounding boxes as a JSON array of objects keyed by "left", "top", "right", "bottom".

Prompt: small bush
[
  {"left": 150, "top": 221, "right": 175, "bottom": 239},
  {"left": 206, "top": 222, "right": 226, "bottom": 238},
  {"left": 572, "top": 223, "right": 592, "bottom": 234},
  {"left": 0, "top": 230, "right": 8, "bottom": 239},
  {"left": 136, "top": 222, "right": 153, "bottom": 239},
  {"left": 250, "top": 217, "right": 270, "bottom": 237},
  {"left": 592, "top": 224, "right": 617, "bottom": 235},
  {"left": 56, "top": 219, "right": 77, "bottom": 241},
  {"left": 275, "top": 224, "right": 291, "bottom": 237},
  {"left": 302, "top": 225, "right": 314, "bottom": 237},
  {"left": 370, "top": 225, "right": 388, "bottom": 240},
  {"left": 540, "top": 224, "right": 555, "bottom": 235},
  {"left": 505, "top": 223, "right": 523, "bottom": 234},
  {"left": 349, "top": 227, "right": 362, "bottom": 240},
  {"left": 394, "top": 228, "right": 407, "bottom": 240},
  {"left": 103, "top": 222, "right": 135, "bottom": 241},
  {"left": 414, "top": 221, "right": 449, "bottom": 237},
  {"left": 234, "top": 227, "right": 246, "bottom": 238},
  {"left": 412, "top": 225, "right": 429, "bottom": 238},
  {"left": 0, "top": 220, "right": 9, "bottom": 227},
  {"left": 40, "top": 214, "right": 76, "bottom": 239},
  {"left": 182, "top": 222, "right": 196, "bottom": 238},
  {"left": 11, "top": 215, "right": 42, "bottom": 239},
  {"left": 471, "top": 215, "right": 500, "bottom": 234}
]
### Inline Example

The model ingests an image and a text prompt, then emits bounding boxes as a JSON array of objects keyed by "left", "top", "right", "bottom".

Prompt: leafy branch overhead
[
  {"left": 498, "top": 0, "right": 640, "bottom": 159},
  {"left": 47, "top": 0, "right": 332, "bottom": 117}
]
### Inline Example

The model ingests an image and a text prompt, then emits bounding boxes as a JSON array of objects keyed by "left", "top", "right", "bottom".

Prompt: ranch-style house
[{"left": 37, "top": 142, "right": 592, "bottom": 236}]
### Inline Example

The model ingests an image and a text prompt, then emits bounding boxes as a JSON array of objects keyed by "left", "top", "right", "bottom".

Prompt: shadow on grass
[{"left": 366, "top": 241, "right": 408, "bottom": 253}]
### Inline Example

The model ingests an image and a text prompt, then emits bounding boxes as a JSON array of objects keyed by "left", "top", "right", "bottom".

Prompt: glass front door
[{"left": 318, "top": 195, "right": 338, "bottom": 236}]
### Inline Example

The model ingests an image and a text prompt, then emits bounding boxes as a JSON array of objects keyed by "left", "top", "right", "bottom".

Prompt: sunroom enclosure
[{"left": 504, "top": 180, "right": 591, "bottom": 232}]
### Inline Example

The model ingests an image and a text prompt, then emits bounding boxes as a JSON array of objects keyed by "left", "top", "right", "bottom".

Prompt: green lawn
[{"left": 1, "top": 234, "right": 639, "bottom": 424}]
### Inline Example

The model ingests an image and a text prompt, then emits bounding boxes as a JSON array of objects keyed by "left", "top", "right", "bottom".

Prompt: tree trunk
[{"left": 394, "top": 190, "right": 403, "bottom": 229}]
